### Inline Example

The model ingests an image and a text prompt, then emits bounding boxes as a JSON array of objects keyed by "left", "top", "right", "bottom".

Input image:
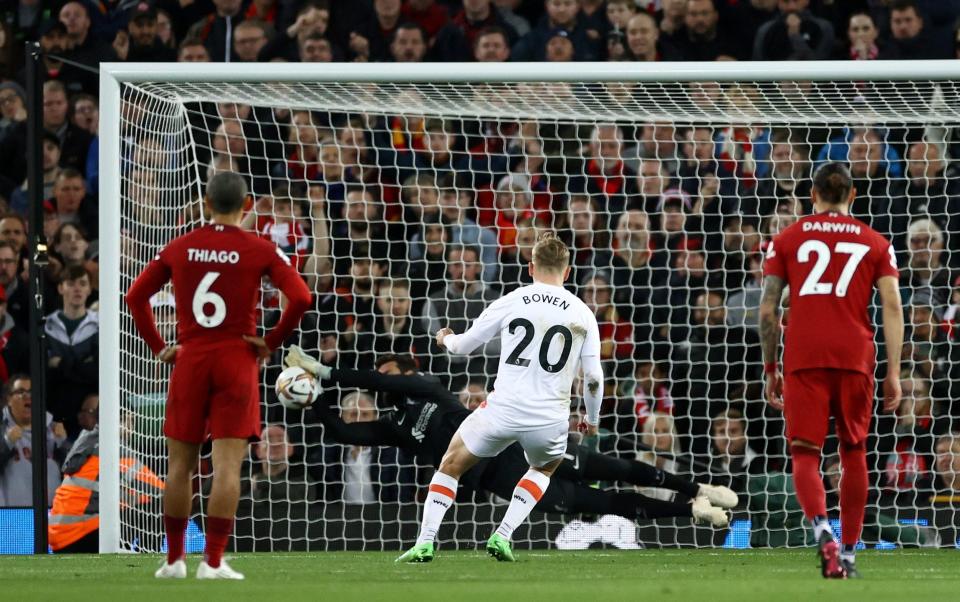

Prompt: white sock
[
  {"left": 494, "top": 469, "right": 551, "bottom": 540},
  {"left": 415, "top": 472, "right": 458, "bottom": 545},
  {"left": 840, "top": 544, "right": 856, "bottom": 563},
  {"left": 811, "top": 518, "right": 832, "bottom": 542}
]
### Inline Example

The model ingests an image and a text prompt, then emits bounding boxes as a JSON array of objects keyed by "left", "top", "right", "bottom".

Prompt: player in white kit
[{"left": 397, "top": 233, "right": 604, "bottom": 563}]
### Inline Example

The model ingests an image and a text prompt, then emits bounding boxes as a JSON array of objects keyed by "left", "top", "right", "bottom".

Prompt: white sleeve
[
  {"left": 581, "top": 355, "right": 604, "bottom": 426},
  {"left": 580, "top": 311, "right": 603, "bottom": 426},
  {"left": 443, "top": 296, "right": 509, "bottom": 355},
  {"left": 581, "top": 310, "right": 602, "bottom": 358}
]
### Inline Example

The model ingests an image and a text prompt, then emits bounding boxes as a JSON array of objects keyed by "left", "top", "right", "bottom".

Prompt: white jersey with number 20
[{"left": 442, "top": 282, "right": 601, "bottom": 431}]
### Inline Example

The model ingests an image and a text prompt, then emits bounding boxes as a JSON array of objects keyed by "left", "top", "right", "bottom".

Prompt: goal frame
[{"left": 98, "top": 59, "right": 960, "bottom": 553}]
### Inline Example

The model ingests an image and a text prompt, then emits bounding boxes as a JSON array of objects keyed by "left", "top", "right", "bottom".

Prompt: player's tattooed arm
[{"left": 758, "top": 275, "right": 785, "bottom": 365}]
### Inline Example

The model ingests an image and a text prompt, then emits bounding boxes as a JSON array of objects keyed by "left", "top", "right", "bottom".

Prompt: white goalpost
[{"left": 99, "top": 60, "right": 960, "bottom": 554}]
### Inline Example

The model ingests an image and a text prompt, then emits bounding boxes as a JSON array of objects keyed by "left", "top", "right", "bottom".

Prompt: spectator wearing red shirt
[
  {"left": 250, "top": 187, "right": 310, "bottom": 271},
  {"left": 623, "top": 359, "right": 674, "bottom": 432},
  {"left": 571, "top": 124, "right": 637, "bottom": 228},
  {"left": 491, "top": 173, "right": 547, "bottom": 251},
  {"left": 497, "top": 223, "right": 537, "bottom": 295},
  {"left": 245, "top": 0, "right": 279, "bottom": 25},
  {"left": 654, "top": 188, "right": 701, "bottom": 263},
  {"left": 281, "top": 111, "right": 323, "bottom": 183}
]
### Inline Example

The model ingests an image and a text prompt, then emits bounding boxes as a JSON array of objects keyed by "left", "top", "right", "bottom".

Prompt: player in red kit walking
[
  {"left": 759, "top": 162, "right": 903, "bottom": 579},
  {"left": 125, "top": 172, "right": 311, "bottom": 579}
]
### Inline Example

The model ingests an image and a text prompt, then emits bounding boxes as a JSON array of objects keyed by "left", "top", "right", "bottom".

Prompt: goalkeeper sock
[
  {"left": 791, "top": 445, "right": 828, "bottom": 526},
  {"left": 204, "top": 515, "right": 234, "bottom": 568},
  {"left": 416, "top": 472, "right": 458, "bottom": 545},
  {"left": 839, "top": 442, "right": 868, "bottom": 549},
  {"left": 610, "top": 492, "right": 692, "bottom": 520},
  {"left": 164, "top": 515, "right": 188, "bottom": 564},
  {"left": 495, "top": 469, "right": 551, "bottom": 540},
  {"left": 628, "top": 461, "right": 699, "bottom": 498}
]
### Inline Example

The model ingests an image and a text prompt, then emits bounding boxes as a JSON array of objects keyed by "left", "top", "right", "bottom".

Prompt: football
[{"left": 275, "top": 366, "right": 319, "bottom": 410}]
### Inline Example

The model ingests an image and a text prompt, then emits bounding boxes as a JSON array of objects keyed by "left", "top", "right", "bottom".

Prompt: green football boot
[
  {"left": 486, "top": 533, "right": 516, "bottom": 562},
  {"left": 395, "top": 542, "right": 435, "bottom": 563}
]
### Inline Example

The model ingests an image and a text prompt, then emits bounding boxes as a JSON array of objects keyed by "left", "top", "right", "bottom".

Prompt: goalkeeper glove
[{"left": 283, "top": 345, "right": 332, "bottom": 380}]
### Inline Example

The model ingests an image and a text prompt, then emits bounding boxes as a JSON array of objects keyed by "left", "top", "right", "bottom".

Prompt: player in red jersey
[
  {"left": 125, "top": 172, "right": 311, "bottom": 579},
  {"left": 760, "top": 162, "right": 903, "bottom": 579}
]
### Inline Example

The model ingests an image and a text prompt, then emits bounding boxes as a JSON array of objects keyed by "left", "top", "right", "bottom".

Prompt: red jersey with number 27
[
  {"left": 126, "top": 223, "right": 310, "bottom": 355},
  {"left": 763, "top": 212, "right": 899, "bottom": 376}
]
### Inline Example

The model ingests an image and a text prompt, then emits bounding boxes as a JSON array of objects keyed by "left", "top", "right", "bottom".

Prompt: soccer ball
[{"left": 275, "top": 366, "right": 319, "bottom": 410}]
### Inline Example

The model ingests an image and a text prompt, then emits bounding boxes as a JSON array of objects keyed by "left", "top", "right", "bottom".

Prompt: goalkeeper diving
[
  {"left": 285, "top": 350, "right": 735, "bottom": 558},
  {"left": 285, "top": 233, "right": 735, "bottom": 563}
]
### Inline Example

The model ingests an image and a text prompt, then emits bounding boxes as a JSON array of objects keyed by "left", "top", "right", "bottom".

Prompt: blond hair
[{"left": 532, "top": 231, "right": 570, "bottom": 273}]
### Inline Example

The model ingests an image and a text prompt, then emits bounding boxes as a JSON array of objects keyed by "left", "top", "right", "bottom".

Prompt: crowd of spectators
[{"left": 2, "top": 0, "right": 960, "bottom": 548}]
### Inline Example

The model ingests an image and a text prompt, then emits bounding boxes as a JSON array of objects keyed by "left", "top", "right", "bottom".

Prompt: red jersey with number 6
[
  {"left": 126, "top": 223, "right": 310, "bottom": 354},
  {"left": 763, "top": 211, "right": 899, "bottom": 376}
]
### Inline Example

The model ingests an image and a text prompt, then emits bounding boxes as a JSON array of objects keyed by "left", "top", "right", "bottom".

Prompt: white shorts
[{"left": 457, "top": 408, "right": 568, "bottom": 468}]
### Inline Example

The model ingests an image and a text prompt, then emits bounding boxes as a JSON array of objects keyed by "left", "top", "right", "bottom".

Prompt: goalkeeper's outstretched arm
[
  {"left": 330, "top": 367, "right": 456, "bottom": 402},
  {"left": 284, "top": 345, "right": 458, "bottom": 403}
]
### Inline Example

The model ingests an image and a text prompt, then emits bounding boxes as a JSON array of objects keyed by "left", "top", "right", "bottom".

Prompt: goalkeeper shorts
[
  {"left": 784, "top": 368, "right": 873, "bottom": 448},
  {"left": 164, "top": 340, "right": 261, "bottom": 444},
  {"left": 457, "top": 407, "right": 568, "bottom": 468}
]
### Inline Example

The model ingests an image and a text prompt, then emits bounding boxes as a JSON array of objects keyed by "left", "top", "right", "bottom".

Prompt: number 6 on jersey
[{"left": 192, "top": 272, "right": 227, "bottom": 328}]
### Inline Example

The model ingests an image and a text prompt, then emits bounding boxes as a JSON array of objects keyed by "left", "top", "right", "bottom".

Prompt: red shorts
[
  {"left": 164, "top": 340, "right": 261, "bottom": 444},
  {"left": 783, "top": 368, "right": 874, "bottom": 447}
]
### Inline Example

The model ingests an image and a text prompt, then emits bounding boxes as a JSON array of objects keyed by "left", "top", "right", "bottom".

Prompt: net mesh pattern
[{"left": 115, "top": 78, "right": 960, "bottom": 552}]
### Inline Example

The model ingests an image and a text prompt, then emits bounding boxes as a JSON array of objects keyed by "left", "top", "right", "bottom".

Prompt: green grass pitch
[{"left": 3, "top": 550, "right": 958, "bottom": 602}]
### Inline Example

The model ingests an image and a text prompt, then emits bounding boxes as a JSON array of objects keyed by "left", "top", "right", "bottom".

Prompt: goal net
[{"left": 101, "top": 62, "right": 960, "bottom": 553}]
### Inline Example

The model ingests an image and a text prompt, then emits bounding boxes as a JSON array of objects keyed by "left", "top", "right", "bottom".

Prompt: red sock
[
  {"left": 791, "top": 446, "right": 827, "bottom": 520},
  {"left": 164, "top": 515, "right": 188, "bottom": 564},
  {"left": 839, "top": 442, "right": 868, "bottom": 548},
  {"left": 204, "top": 516, "right": 234, "bottom": 568}
]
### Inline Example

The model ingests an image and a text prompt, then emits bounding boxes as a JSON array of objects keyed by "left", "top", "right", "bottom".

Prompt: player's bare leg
[
  {"left": 156, "top": 437, "right": 201, "bottom": 579},
  {"left": 397, "top": 433, "right": 482, "bottom": 563},
  {"left": 487, "top": 458, "right": 561, "bottom": 562},
  {"left": 790, "top": 438, "right": 845, "bottom": 579},
  {"left": 197, "top": 437, "right": 248, "bottom": 580}
]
